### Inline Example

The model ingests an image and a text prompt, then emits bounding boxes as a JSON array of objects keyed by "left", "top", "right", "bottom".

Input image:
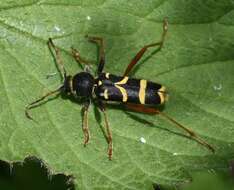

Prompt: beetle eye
[{"left": 63, "top": 76, "right": 72, "bottom": 94}]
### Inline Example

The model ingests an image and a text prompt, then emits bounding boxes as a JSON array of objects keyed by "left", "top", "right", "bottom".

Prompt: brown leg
[
  {"left": 125, "top": 104, "right": 215, "bottom": 153},
  {"left": 98, "top": 102, "right": 113, "bottom": 160},
  {"left": 86, "top": 36, "right": 105, "bottom": 75},
  {"left": 103, "top": 110, "right": 113, "bottom": 160},
  {"left": 82, "top": 104, "right": 90, "bottom": 146},
  {"left": 71, "top": 47, "right": 92, "bottom": 72},
  {"left": 123, "top": 18, "right": 168, "bottom": 76}
]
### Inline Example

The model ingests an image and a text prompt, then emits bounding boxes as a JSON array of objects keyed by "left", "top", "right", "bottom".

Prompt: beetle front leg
[
  {"left": 71, "top": 47, "right": 92, "bottom": 72},
  {"left": 86, "top": 36, "right": 106, "bottom": 75},
  {"left": 82, "top": 102, "right": 90, "bottom": 146}
]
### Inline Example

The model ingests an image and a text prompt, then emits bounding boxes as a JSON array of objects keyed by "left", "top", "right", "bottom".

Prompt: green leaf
[{"left": 0, "top": 0, "right": 234, "bottom": 189}]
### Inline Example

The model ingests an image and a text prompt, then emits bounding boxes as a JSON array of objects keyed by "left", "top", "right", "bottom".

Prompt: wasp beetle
[{"left": 25, "top": 19, "right": 214, "bottom": 160}]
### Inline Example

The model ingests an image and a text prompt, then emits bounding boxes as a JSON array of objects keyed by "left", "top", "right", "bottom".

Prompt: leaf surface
[{"left": 0, "top": 1, "right": 234, "bottom": 189}]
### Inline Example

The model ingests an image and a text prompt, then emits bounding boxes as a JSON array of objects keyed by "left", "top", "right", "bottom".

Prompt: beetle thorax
[{"left": 70, "top": 72, "right": 95, "bottom": 97}]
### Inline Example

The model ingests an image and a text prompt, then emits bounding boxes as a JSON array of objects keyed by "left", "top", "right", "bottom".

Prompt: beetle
[{"left": 25, "top": 19, "right": 214, "bottom": 160}]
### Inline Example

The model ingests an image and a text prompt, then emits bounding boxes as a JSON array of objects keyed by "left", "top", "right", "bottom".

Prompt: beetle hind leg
[{"left": 125, "top": 104, "right": 215, "bottom": 153}]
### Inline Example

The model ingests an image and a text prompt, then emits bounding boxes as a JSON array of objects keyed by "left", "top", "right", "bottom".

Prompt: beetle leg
[
  {"left": 123, "top": 18, "right": 168, "bottom": 76},
  {"left": 71, "top": 47, "right": 92, "bottom": 72},
  {"left": 86, "top": 36, "right": 105, "bottom": 75},
  {"left": 82, "top": 102, "right": 90, "bottom": 146},
  {"left": 98, "top": 102, "right": 113, "bottom": 160},
  {"left": 103, "top": 110, "right": 113, "bottom": 160},
  {"left": 125, "top": 103, "right": 215, "bottom": 153}
]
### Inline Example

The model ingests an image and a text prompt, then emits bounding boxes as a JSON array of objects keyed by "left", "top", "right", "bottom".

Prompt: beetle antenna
[
  {"left": 25, "top": 86, "right": 63, "bottom": 121},
  {"left": 48, "top": 38, "right": 67, "bottom": 80}
]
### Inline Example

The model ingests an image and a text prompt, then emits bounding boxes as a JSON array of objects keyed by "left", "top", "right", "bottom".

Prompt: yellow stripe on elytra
[
  {"left": 114, "top": 76, "right": 129, "bottom": 102},
  {"left": 105, "top": 73, "right": 110, "bottom": 79},
  {"left": 158, "top": 86, "right": 167, "bottom": 104},
  {"left": 104, "top": 89, "right": 109, "bottom": 99},
  {"left": 115, "top": 76, "right": 129, "bottom": 85},
  {"left": 139, "top": 80, "right": 147, "bottom": 104},
  {"left": 98, "top": 80, "right": 102, "bottom": 86},
  {"left": 115, "top": 85, "right": 128, "bottom": 102}
]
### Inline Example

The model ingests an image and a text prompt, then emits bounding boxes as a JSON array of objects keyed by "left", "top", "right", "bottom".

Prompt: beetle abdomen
[{"left": 95, "top": 73, "right": 167, "bottom": 105}]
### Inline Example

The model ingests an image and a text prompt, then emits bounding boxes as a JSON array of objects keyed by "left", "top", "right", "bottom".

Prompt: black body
[
  {"left": 94, "top": 73, "right": 165, "bottom": 105},
  {"left": 73, "top": 72, "right": 95, "bottom": 97},
  {"left": 65, "top": 72, "right": 165, "bottom": 106},
  {"left": 26, "top": 25, "right": 215, "bottom": 160}
]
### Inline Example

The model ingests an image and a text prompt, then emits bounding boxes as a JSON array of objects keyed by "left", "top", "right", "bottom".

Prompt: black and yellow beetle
[{"left": 25, "top": 19, "right": 214, "bottom": 160}]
